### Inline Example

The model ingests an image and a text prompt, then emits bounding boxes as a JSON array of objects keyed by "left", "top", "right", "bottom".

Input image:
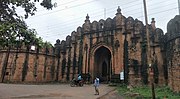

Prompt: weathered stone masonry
[
  {"left": 0, "top": 47, "right": 58, "bottom": 82},
  {"left": 165, "top": 15, "right": 180, "bottom": 93},
  {"left": 52, "top": 7, "right": 165, "bottom": 84}
]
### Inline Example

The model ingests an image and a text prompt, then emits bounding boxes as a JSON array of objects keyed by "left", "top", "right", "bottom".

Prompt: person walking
[{"left": 94, "top": 77, "right": 100, "bottom": 95}]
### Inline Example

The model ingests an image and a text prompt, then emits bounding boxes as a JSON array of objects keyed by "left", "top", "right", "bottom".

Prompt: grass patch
[{"left": 116, "top": 84, "right": 180, "bottom": 99}]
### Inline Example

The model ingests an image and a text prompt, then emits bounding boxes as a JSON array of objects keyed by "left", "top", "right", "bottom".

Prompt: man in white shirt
[{"left": 94, "top": 77, "right": 100, "bottom": 95}]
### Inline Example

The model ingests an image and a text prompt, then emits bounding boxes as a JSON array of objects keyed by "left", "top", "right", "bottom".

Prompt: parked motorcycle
[{"left": 70, "top": 78, "right": 84, "bottom": 87}]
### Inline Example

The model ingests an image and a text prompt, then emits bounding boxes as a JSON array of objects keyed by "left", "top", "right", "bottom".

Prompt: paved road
[{"left": 0, "top": 83, "right": 116, "bottom": 99}]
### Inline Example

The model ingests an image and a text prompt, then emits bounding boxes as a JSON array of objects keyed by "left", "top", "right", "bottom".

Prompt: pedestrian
[
  {"left": 94, "top": 77, "right": 99, "bottom": 95},
  {"left": 34, "top": 74, "right": 37, "bottom": 82}
]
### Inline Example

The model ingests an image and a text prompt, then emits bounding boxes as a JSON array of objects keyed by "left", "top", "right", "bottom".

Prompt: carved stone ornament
[
  {"left": 134, "top": 19, "right": 143, "bottom": 34},
  {"left": 115, "top": 40, "right": 120, "bottom": 49},
  {"left": 126, "top": 17, "right": 134, "bottom": 31}
]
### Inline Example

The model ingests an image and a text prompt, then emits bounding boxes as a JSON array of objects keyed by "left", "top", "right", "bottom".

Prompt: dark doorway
[
  {"left": 94, "top": 46, "right": 111, "bottom": 82},
  {"left": 102, "top": 61, "right": 107, "bottom": 77}
]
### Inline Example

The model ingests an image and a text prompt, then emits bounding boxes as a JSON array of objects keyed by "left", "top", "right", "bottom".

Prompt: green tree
[
  {"left": 0, "top": 0, "right": 55, "bottom": 82},
  {"left": 0, "top": 0, "right": 54, "bottom": 20},
  {"left": 0, "top": 0, "right": 55, "bottom": 47}
]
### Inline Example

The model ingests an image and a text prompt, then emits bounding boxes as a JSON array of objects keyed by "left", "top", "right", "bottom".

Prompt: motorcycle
[{"left": 70, "top": 78, "right": 84, "bottom": 87}]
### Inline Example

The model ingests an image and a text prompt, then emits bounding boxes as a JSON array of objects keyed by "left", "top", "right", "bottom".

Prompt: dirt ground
[
  {"left": 0, "top": 83, "right": 123, "bottom": 99},
  {"left": 98, "top": 89, "right": 124, "bottom": 99}
]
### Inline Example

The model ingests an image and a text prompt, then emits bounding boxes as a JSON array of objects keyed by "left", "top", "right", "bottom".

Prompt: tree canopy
[
  {"left": 0, "top": 0, "right": 54, "bottom": 20},
  {"left": 0, "top": 0, "right": 54, "bottom": 48}
]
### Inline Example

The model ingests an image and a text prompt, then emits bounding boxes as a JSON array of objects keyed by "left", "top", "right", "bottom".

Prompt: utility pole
[
  {"left": 143, "top": 0, "right": 151, "bottom": 65},
  {"left": 178, "top": 0, "right": 180, "bottom": 15},
  {"left": 143, "top": 0, "right": 155, "bottom": 99}
]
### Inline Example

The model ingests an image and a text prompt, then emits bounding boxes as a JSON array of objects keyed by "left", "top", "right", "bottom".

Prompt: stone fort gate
[
  {"left": 1, "top": 6, "right": 180, "bottom": 93},
  {"left": 0, "top": 7, "right": 167, "bottom": 85}
]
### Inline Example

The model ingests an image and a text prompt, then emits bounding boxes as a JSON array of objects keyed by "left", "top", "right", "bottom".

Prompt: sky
[{"left": 24, "top": 0, "right": 179, "bottom": 44}]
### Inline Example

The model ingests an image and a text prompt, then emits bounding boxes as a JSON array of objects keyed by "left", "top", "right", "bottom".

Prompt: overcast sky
[{"left": 25, "top": 0, "right": 179, "bottom": 44}]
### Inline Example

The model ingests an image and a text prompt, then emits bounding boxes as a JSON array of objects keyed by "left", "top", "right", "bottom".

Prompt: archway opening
[{"left": 94, "top": 46, "right": 111, "bottom": 82}]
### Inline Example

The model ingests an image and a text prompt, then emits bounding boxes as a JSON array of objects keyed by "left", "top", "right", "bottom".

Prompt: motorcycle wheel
[
  {"left": 70, "top": 81, "right": 75, "bottom": 87},
  {"left": 79, "top": 81, "right": 84, "bottom": 87}
]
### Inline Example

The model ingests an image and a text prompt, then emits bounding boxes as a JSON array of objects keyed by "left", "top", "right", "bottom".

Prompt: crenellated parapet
[
  {"left": 59, "top": 6, "right": 150, "bottom": 44},
  {"left": 63, "top": 7, "right": 127, "bottom": 37}
]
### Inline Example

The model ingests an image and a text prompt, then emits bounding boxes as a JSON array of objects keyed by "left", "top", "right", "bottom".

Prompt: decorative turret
[
  {"left": 151, "top": 18, "right": 156, "bottom": 30},
  {"left": 83, "top": 14, "right": 91, "bottom": 33},
  {"left": 116, "top": 6, "right": 122, "bottom": 15},
  {"left": 54, "top": 39, "right": 61, "bottom": 55},
  {"left": 85, "top": 14, "right": 90, "bottom": 22},
  {"left": 114, "top": 6, "right": 125, "bottom": 30}
]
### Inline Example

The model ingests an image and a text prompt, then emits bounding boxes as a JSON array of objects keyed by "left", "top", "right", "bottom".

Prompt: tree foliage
[
  {"left": 0, "top": 0, "right": 54, "bottom": 48},
  {"left": 0, "top": 19, "right": 28, "bottom": 48},
  {"left": 0, "top": 0, "right": 54, "bottom": 20}
]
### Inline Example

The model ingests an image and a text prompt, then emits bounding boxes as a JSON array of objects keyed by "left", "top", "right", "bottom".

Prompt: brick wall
[
  {"left": 0, "top": 48, "right": 58, "bottom": 83},
  {"left": 168, "top": 50, "right": 180, "bottom": 93}
]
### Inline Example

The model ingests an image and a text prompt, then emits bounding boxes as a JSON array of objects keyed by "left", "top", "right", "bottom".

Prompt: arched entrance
[{"left": 94, "top": 46, "right": 111, "bottom": 82}]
